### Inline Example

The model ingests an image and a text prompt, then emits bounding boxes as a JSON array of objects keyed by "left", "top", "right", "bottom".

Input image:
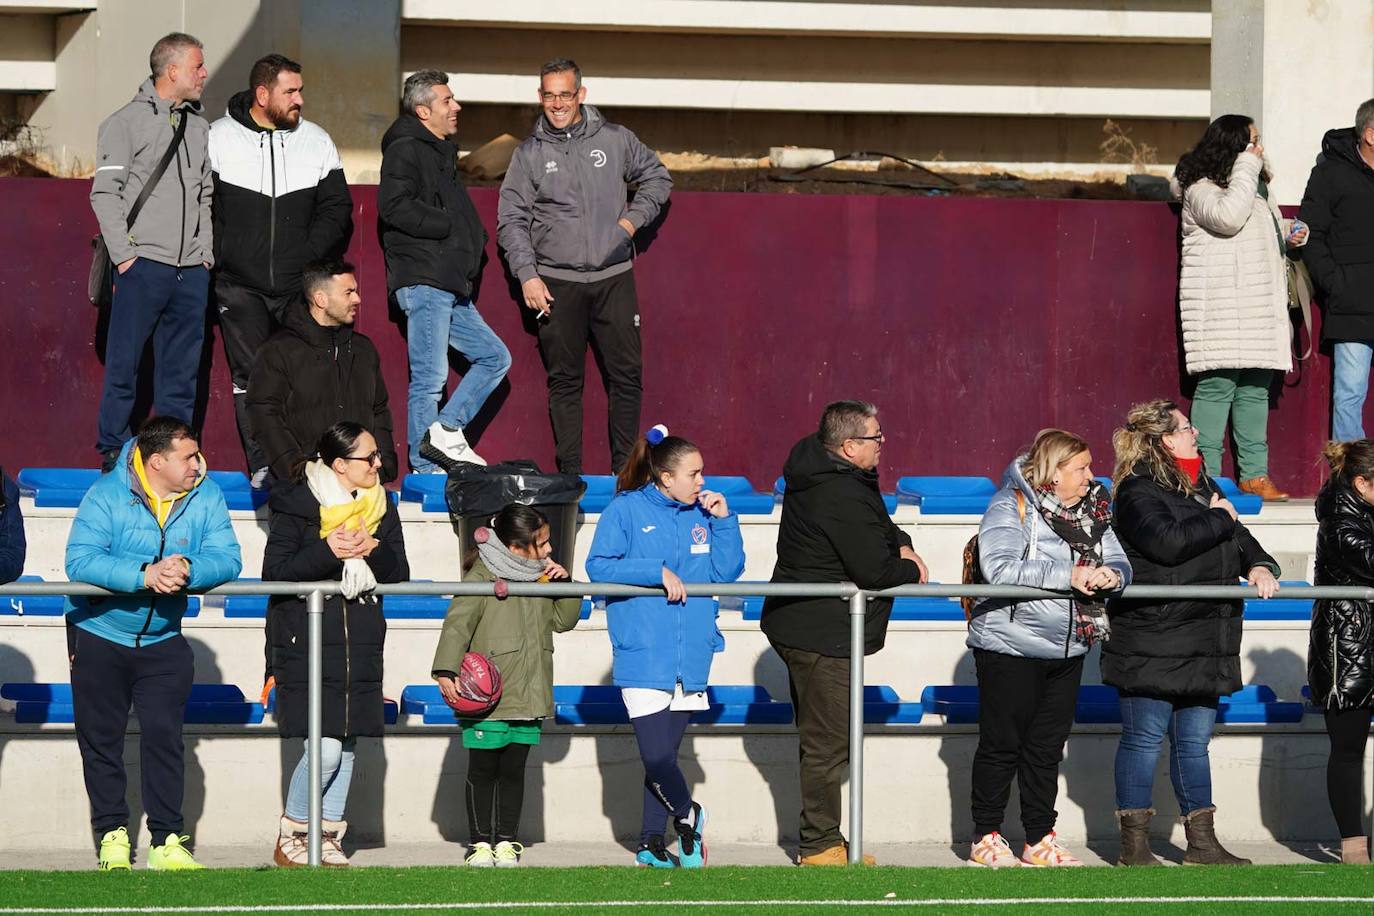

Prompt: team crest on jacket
[
  {"left": 691, "top": 524, "right": 708, "bottom": 545},
  {"left": 590, "top": 149, "right": 607, "bottom": 168}
]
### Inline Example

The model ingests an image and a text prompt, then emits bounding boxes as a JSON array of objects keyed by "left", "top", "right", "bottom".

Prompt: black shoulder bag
[{"left": 87, "top": 110, "right": 187, "bottom": 307}]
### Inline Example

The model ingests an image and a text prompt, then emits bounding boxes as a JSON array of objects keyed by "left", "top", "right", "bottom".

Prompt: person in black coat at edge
[
  {"left": 1104, "top": 399, "right": 1280, "bottom": 867},
  {"left": 1310, "top": 439, "right": 1374, "bottom": 865},
  {"left": 0, "top": 469, "right": 25, "bottom": 584},
  {"left": 1297, "top": 98, "right": 1374, "bottom": 442},
  {"left": 263, "top": 421, "right": 409, "bottom": 867},
  {"left": 761, "top": 400, "right": 929, "bottom": 866}
]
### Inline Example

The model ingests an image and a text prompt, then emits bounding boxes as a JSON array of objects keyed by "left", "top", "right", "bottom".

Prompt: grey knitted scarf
[{"left": 476, "top": 529, "right": 546, "bottom": 582}]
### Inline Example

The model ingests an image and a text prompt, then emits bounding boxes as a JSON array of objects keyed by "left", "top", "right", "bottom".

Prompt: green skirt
[{"left": 460, "top": 718, "right": 543, "bottom": 749}]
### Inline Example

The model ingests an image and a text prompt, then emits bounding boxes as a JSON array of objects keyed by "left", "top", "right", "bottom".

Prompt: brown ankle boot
[
  {"left": 1115, "top": 808, "right": 1162, "bottom": 866},
  {"left": 1341, "top": 836, "right": 1371, "bottom": 864},
  {"left": 1182, "top": 806, "right": 1251, "bottom": 865},
  {"left": 1238, "top": 476, "right": 1289, "bottom": 502}
]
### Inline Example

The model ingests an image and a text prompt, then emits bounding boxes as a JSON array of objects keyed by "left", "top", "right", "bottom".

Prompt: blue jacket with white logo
[
  {"left": 65, "top": 439, "right": 243, "bottom": 647},
  {"left": 586, "top": 484, "right": 746, "bottom": 691}
]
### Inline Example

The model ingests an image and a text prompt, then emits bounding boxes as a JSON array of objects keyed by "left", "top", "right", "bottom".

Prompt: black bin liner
[{"left": 445, "top": 460, "right": 587, "bottom": 570}]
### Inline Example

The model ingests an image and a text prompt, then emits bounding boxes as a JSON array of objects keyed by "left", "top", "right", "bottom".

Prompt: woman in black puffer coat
[
  {"left": 1310, "top": 440, "right": 1374, "bottom": 865},
  {"left": 1104, "top": 399, "right": 1280, "bottom": 868}
]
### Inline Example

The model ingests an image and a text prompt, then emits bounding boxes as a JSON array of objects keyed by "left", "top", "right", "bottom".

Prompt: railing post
[
  {"left": 307, "top": 587, "right": 324, "bottom": 867},
  {"left": 848, "top": 587, "right": 866, "bottom": 865}
]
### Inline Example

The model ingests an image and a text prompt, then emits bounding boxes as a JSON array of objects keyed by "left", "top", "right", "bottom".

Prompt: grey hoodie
[
  {"left": 967, "top": 457, "right": 1132, "bottom": 660},
  {"left": 497, "top": 104, "right": 671, "bottom": 284},
  {"left": 90, "top": 79, "right": 213, "bottom": 268}
]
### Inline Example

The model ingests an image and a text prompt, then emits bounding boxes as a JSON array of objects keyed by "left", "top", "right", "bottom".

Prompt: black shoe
[
  {"left": 99, "top": 448, "right": 121, "bottom": 473},
  {"left": 674, "top": 802, "right": 707, "bottom": 867},
  {"left": 635, "top": 834, "right": 674, "bottom": 868}
]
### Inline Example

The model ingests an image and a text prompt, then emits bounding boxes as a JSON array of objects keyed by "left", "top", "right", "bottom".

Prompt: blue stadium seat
[
  {"left": 895, "top": 477, "right": 998, "bottom": 514},
  {"left": 920, "top": 685, "right": 980, "bottom": 723},
  {"left": 266, "top": 686, "right": 396, "bottom": 724},
  {"left": 1212, "top": 478, "right": 1262, "bottom": 515},
  {"left": 223, "top": 579, "right": 470, "bottom": 619},
  {"left": 402, "top": 683, "right": 793, "bottom": 726},
  {"left": 1216, "top": 684, "right": 1303, "bottom": 723},
  {"left": 2, "top": 575, "right": 68, "bottom": 616},
  {"left": 399, "top": 474, "right": 449, "bottom": 512},
  {"left": 890, "top": 593, "right": 964, "bottom": 621},
  {"left": 1, "top": 682, "right": 263, "bottom": 724},
  {"left": 1243, "top": 581, "right": 1313, "bottom": 621},
  {"left": 862, "top": 685, "right": 923, "bottom": 724},
  {"left": 206, "top": 471, "right": 268, "bottom": 511},
  {"left": 1075, "top": 684, "right": 1122, "bottom": 723},
  {"left": 702, "top": 477, "right": 774, "bottom": 515},
  {"left": 1094, "top": 476, "right": 1114, "bottom": 494},
  {"left": 16, "top": 468, "right": 99, "bottom": 507},
  {"left": 775, "top": 476, "right": 898, "bottom": 513},
  {"left": 579, "top": 476, "right": 617, "bottom": 514},
  {"left": 693, "top": 686, "right": 794, "bottom": 724}
]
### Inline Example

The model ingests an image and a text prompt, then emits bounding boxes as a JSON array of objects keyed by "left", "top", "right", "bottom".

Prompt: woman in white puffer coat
[{"left": 1175, "top": 114, "right": 1307, "bottom": 502}]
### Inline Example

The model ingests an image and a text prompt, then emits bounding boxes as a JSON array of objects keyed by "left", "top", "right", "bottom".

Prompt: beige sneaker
[
  {"left": 321, "top": 820, "right": 350, "bottom": 867},
  {"left": 1021, "top": 831, "right": 1085, "bottom": 867},
  {"left": 273, "top": 816, "right": 308, "bottom": 868},
  {"left": 968, "top": 832, "right": 1020, "bottom": 868}
]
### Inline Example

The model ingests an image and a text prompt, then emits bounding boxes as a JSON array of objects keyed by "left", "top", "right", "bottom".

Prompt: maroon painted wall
[{"left": 0, "top": 178, "right": 1340, "bottom": 496}]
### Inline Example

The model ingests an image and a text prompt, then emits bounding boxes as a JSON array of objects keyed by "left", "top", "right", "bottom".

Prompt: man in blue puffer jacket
[
  {"left": 65, "top": 416, "right": 242, "bottom": 871},
  {"left": 586, "top": 427, "right": 744, "bottom": 868}
]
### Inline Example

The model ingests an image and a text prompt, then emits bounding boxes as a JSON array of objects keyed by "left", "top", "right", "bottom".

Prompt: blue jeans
[
  {"left": 284, "top": 737, "right": 356, "bottom": 822},
  {"left": 1114, "top": 695, "right": 1217, "bottom": 814},
  {"left": 1333, "top": 341, "right": 1374, "bottom": 441},
  {"left": 396, "top": 285, "right": 511, "bottom": 472}
]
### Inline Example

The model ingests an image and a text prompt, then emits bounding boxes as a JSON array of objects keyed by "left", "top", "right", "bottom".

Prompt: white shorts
[{"left": 621, "top": 682, "right": 709, "bottom": 719}]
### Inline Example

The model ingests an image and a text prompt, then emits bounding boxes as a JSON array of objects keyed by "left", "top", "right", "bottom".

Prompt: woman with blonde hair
[
  {"left": 966, "top": 429, "right": 1131, "bottom": 868},
  {"left": 1105, "top": 399, "right": 1278, "bottom": 867},
  {"left": 1310, "top": 439, "right": 1374, "bottom": 864}
]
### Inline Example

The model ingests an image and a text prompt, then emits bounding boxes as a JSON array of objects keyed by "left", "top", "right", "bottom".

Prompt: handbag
[{"left": 87, "top": 111, "right": 188, "bottom": 307}]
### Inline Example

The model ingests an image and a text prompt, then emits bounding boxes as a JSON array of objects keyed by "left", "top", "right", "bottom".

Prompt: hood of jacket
[
  {"left": 532, "top": 104, "right": 606, "bottom": 144},
  {"left": 226, "top": 89, "right": 273, "bottom": 134},
  {"left": 281, "top": 298, "right": 354, "bottom": 351},
  {"left": 267, "top": 477, "right": 324, "bottom": 521},
  {"left": 380, "top": 114, "right": 449, "bottom": 154},
  {"left": 116, "top": 437, "right": 207, "bottom": 510},
  {"left": 132, "top": 77, "right": 202, "bottom": 118},
  {"left": 782, "top": 434, "right": 882, "bottom": 495},
  {"left": 999, "top": 456, "right": 1038, "bottom": 503},
  {"left": 1321, "top": 127, "right": 1363, "bottom": 169}
]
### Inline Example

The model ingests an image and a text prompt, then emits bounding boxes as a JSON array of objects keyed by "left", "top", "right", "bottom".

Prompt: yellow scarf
[
  {"left": 316, "top": 478, "right": 388, "bottom": 540},
  {"left": 131, "top": 447, "right": 194, "bottom": 528}
]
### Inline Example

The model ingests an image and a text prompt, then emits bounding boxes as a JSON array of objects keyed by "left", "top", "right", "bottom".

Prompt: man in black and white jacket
[{"left": 208, "top": 53, "right": 353, "bottom": 486}]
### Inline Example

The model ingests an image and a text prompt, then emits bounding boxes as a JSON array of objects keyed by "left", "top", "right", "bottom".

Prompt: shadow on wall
[
  {"left": 0, "top": 643, "right": 36, "bottom": 802},
  {"left": 938, "top": 649, "right": 977, "bottom": 854},
  {"left": 743, "top": 646, "right": 799, "bottom": 854}
]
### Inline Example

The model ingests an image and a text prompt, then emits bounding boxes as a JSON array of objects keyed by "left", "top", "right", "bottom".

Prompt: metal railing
[{"left": 0, "top": 579, "right": 1362, "bottom": 867}]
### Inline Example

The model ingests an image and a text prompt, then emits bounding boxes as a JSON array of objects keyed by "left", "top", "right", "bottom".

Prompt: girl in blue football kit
[{"left": 586, "top": 425, "right": 746, "bottom": 868}]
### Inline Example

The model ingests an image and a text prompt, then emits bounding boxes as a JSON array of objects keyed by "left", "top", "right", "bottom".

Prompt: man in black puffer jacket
[
  {"left": 761, "top": 400, "right": 927, "bottom": 866},
  {"left": 246, "top": 259, "right": 397, "bottom": 483}
]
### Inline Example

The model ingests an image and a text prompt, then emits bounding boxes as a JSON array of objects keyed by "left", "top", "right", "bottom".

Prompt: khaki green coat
[{"left": 430, "top": 559, "right": 583, "bottom": 720}]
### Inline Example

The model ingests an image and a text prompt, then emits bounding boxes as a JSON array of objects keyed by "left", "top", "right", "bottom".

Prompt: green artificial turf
[{"left": 1, "top": 864, "right": 1370, "bottom": 915}]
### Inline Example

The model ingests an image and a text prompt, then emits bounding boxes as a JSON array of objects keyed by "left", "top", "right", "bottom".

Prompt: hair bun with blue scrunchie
[{"left": 645, "top": 424, "right": 669, "bottom": 446}]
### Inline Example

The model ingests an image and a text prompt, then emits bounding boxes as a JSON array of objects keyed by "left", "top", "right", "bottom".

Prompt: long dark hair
[
  {"left": 616, "top": 429, "right": 700, "bottom": 493},
  {"left": 1175, "top": 114, "right": 1269, "bottom": 192},
  {"left": 463, "top": 503, "right": 550, "bottom": 572},
  {"left": 1324, "top": 439, "right": 1374, "bottom": 488},
  {"left": 294, "top": 421, "right": 369, "bottom": 482}
]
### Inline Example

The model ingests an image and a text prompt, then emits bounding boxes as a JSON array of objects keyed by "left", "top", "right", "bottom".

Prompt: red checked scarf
[{"left": 1035, "top": 479, "right": 1114, "bottom": 646}]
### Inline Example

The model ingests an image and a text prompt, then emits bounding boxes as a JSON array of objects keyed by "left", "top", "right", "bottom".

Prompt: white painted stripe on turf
[{"left": 1, "top": 898, "right": 1372, "bottom": 913}]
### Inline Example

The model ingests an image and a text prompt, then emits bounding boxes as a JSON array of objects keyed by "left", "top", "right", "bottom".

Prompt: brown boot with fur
[
  {"left": 273, "top": 815, "right": 308, "bottom": 867},
  {"left": 1115, "top": 808, "right": 1162, "bottom": 866},
  {"left": 1182, "top": 806, "right": 1251, "bottom": 865}
]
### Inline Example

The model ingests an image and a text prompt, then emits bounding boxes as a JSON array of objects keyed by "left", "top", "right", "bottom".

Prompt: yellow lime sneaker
[
  {"left": 147, "top": 834, "right": 205, "bottom": 871},
  {"left": 98, "top": 827, "right": 132, "bottom": 871}
]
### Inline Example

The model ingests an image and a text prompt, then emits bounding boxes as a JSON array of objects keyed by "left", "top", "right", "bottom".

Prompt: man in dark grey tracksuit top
[
  {"left": 90, "top": 33, "right": 214, "bottom": 471},
  {"left": 497, "top": 58, "right": 672, "bottom": 475}
]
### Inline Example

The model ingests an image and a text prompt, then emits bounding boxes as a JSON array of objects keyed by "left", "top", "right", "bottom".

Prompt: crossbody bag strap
[{"left": 126, "top": 109, "right": 187, "bottom": 231}]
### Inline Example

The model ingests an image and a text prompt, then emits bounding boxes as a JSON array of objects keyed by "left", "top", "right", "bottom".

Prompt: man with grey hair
[
  {"left": 90, "top": 32, "right": 213, "bottom": 472},
  {"left": 378, "top": 69, "right": 507, "bottom": 470},
  {"left": 761, "top": 400, "right": 927, "bottom": 866},
  {"left": 1300, "top": 99, "right": 1374, "bottom": 441},
  {"left": 497, "top": 57, "right": 672, "bottom": 474}
]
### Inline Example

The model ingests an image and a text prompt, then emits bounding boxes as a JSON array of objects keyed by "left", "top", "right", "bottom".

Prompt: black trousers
[
  {"left": 970, "top": 648, "right": 1083, "bottom": 842},
  {"left": 1324, "top": 707, "right": 1373, "bottom": 838},
  {"left": 466, "top": 744, "right": 531, "bottom": 844},
  {"left": 213, "top": 276, "right": 294, "bottom": 475},
  {"left": 69, "top": 625, "right": 194, "bottom": 846},
  {"left": 536, "top": 271, "right": 642, "bottom": 475},
  {"left": 774, "top": 642, "right": 851, "bottom": 856}
]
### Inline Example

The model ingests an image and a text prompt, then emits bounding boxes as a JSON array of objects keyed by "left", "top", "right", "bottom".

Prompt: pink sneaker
[
  {"left": 968, "top": 831, "right": 1020, "bottom": 868},
  {"left": 1021, "top": 831, "right": 1085, "bottom": 867}
]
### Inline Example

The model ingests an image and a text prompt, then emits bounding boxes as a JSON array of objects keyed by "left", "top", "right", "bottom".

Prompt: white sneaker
[
  {"left": 420, "top": 422, "right": 487, "bottom": 469},
  {"left": 493, "top": 840, "right": 524, "bottom": 867},
  {"left": 968, "top": 831, "right": 1021, "bottom": 868},
  {"left": 465, "top": 842, "right": 495, "bottom": 867}
]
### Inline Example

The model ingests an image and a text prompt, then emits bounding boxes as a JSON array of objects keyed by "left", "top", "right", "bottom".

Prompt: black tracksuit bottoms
[
  {"left": 1324, "top": 706, "right": 1374, "bottom": 838},
  {"left": 970, "top": 648, "right": 1083, "bottom": 843},
  {"left": 536, "top": 271, "right": 642, "bottom": 475},
  {"left": 69, "top": 625, "right": 194, "bottom": 846},
  {"left": 213, "top": 275, "right": 295, "bottom": 475},
  {"left": 466, "top": 744, "right": 532, "bottom": 845}
]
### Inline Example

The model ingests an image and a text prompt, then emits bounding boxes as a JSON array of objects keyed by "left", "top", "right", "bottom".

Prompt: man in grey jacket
[
  {"left": 90, "top": 33, "right": 214, "bottom": 471},
  {"left": 497, "top": 58, "right": 672, "bottom": 474}
]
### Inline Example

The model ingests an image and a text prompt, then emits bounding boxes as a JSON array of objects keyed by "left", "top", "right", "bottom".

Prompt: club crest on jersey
[
  {"left": 544, "top": 160, "right": 559, "bottom": 174},
  {"left": 692, "top": 524, "right": 708, "bottom": 545}
]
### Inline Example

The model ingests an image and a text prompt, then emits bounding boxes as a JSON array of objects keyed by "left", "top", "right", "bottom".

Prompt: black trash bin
[{"left": 444, "top": 460, "right": 587, "bottom": 570}]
